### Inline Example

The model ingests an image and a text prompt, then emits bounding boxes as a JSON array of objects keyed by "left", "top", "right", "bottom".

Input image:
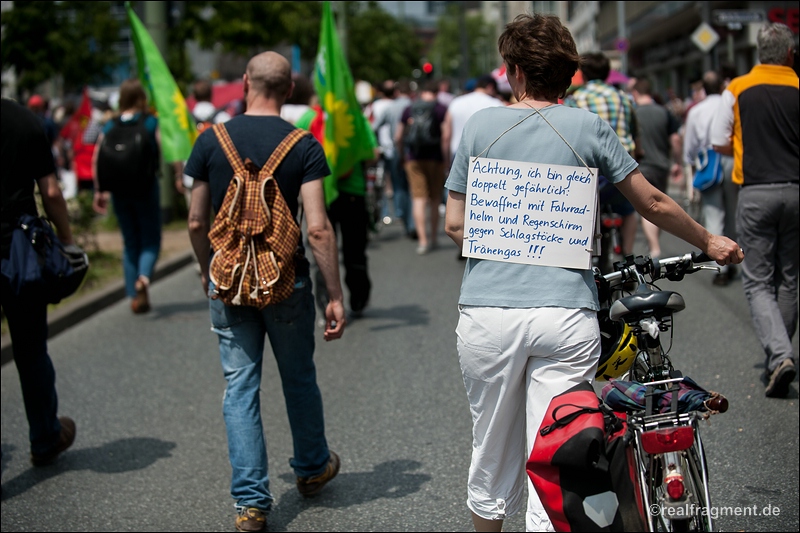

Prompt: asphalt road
[{"left": 1, "top": 221, "right": 797, "bottom": 532}]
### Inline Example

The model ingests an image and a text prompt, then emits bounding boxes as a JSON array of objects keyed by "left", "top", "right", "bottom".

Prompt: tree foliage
[
  {"left": 1, "top": 1, "right": 424, "bottom": 97},
  {"left": 430, "top": 4, "right": 497, "bottom": 80},
  {"left": 1, "top": 1, "right": 121, "bottom": 95},
  {"left": 174, "top": 1, "right": 422, "bottom": 84},
  {"left": 344, "top": 1, "right": 422, "bottom": 83},
  {"left": 174, "top": 1, "right": 323, "bottom": 63}
]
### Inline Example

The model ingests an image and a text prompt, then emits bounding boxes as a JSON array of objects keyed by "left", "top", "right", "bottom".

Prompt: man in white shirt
[
  {"left": 442, "top": 75, "right": 504, "bottom": 259},
  {"left": 441, "top": 75, "right": 504, "bottom": 168},
  {"left": 373, "top": 79, "right": 415, "bottom": 237},
  {"left": 683, "top": 70, "right": 738, "bottom": 286}
]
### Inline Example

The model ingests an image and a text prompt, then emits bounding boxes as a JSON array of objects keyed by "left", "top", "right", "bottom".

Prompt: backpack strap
[
  {"left": 212, "top": 123, "right": 248, "bottom": 176},
  {"left": 259, "top": 128, "right": 311, "bottom": 179}
]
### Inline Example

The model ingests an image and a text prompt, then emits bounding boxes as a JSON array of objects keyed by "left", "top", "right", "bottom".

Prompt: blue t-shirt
[{"left": 445, "top": 104, "right": 638, "bottom": 310}]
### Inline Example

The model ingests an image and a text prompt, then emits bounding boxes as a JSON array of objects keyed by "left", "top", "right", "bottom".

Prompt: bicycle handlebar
[{"left": 599, "top": 251, "right": 718, "bottom": 285}]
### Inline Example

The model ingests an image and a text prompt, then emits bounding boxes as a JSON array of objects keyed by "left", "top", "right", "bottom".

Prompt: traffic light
[{"left": 422, "top": 61, "right": 434, "bottom": 78}]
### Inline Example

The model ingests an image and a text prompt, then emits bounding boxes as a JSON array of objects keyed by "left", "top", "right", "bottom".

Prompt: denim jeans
[
  {"left": 387, "top": 154, "right": 414, "bottom": 232},
  {"left": 0, "top": 277, "right": 62, "bottom": 455},
  {"left": 209, "top": 276, "right": 331, "bottom": 511},
  {"left": 112, "top": 179, "right": 162, "bottom": 298}
]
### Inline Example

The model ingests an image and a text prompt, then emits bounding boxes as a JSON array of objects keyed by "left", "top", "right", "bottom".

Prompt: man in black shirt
[
  {"left": 1, "top": 98, "right": 77, "bottom": 466},
  {"left": 185, "top": 51, "right": 346, "bottom": 532}
]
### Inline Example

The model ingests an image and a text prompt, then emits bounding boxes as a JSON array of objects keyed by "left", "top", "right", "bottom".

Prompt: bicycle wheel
[{"left": 682, "top": 427, "right": 714, "bottom": 531}]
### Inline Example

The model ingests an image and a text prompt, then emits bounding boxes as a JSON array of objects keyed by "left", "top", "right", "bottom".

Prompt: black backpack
[
  {"left": 96, "top": 114, "right": 158, "bottom": 196},
  {"left": 404, "top": 100, "right": 440, "bottom": 154}
]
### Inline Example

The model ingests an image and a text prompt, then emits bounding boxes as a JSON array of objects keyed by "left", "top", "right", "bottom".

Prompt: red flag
[{"left": 59, "top": 87, "right": 92, "bottom": 141}]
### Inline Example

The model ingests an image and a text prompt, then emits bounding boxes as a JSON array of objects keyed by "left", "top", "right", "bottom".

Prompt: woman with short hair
[{"left": 444, "top": 13, "right": 743, "bottom": 531}]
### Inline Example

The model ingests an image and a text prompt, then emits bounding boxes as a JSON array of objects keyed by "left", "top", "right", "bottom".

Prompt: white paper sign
[{"left": 463, "top": 157, "right": 598, "bottom": 269}]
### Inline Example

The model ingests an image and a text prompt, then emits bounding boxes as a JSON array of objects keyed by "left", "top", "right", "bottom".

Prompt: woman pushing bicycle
[{"left": 443, "top": 13, "right": 743, "bottom": 532}]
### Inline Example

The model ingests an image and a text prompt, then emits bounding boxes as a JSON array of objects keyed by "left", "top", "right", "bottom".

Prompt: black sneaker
[
  {"left": 765, "top": 359, "right": 796, "bottom": 398},
  {"left": 235, "top": 507, "right": 267, "bottom": 532},
  {"left": 31, "top": 416, "right": 76, "bottom": 467},
  {"left": 296, "top": 451, "right": 340, "bottom": 497}
]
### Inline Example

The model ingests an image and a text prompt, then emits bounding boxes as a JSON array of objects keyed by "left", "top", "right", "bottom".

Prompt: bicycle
[
  {"left": 594, "top": 253, "right": 730, "bottom": 532},
  {"left": 595, "top": 202, "right": 624, "bottom": 274},
  {"left": 593, "top": 176, "right": 625, "bottom": 274}
]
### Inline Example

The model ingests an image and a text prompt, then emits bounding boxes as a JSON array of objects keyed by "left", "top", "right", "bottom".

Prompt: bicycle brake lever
[{"left": 666, "top": 263, "right": 689, "bottom": 281}]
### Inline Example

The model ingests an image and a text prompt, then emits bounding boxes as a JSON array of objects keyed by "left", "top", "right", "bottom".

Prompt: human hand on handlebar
[{"left": 704, "top": 235, "right": 744, "bottom": 266}]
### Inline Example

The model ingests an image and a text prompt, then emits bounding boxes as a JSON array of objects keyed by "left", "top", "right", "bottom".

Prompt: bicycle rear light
[
  {"left": 665, "top": 474, "right": 686, "bottom": 500},
  {"left": 602, "top": 217, "right": 623, "bottom": 228},
  {"left": 641, "top": 426, "right": 694, "bottom": 453}
]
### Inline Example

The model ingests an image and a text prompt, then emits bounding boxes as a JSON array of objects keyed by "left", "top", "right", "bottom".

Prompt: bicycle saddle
[{"left": 609, "top": 290, "right": 686, "bottom": 322}]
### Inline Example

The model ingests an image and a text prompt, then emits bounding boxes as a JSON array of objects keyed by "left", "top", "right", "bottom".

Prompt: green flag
[
  {"left": 313, "top": 1, "right": 377, "bottom": 205},
  {"left": 126, "top": 2, "right": 196, "bottom": 163}
]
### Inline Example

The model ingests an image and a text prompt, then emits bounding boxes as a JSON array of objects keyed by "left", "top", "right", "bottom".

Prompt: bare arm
[
  {"left": 394, "top": 122, "right": 405, "bottom": 166},
  {"left": 712, "top": 143, "right": 733, "bottom": 156},
  {"left": 615, "top": 170, "right": 743, "bottom": 265},
  {"left": 37, "top": 173, "right": 74, "bottom": 245},
  {"left": 669, "top": 131, "right": 684, "bottom": 182},
  {"left": 445, "top": 189, "right": 466, "bottom": 249},
  {"left": 441, "top": 111, "right": 453, "bottom": 169},
  {"left": 188, "top": 180, "right": 212, "bottom": 296},
  {"left": 301, "top": 179, "right": 346, "bottom": 341},
  {"left": 670, "top": 132, "right": 682, "bottom": 165},
  {"left": 91, "top": 132, "right": 110, "bottom": 214},
  {"left": 711, "top": 91, "right": 735, "bottom": 157}
]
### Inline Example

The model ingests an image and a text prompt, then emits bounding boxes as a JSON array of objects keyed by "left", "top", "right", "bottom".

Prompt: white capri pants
[{"left": 456, "top": 305, "right": 600, "bottom": 532}]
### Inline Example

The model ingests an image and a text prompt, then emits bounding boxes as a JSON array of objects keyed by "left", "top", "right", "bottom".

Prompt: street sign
[
  {"left": 691, "top": 22, "right": 720, "bottom": 53},
  {"left": 712, "top": 9, "right": 766, "bottom": 27}
]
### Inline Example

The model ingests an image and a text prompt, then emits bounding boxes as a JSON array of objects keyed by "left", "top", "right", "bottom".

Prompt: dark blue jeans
[
  {"left": 0, "top": 277, "right": 62, "bottom": 455},
  {"left": 112, "top": 180, "right": 162, "bottom": 298}
]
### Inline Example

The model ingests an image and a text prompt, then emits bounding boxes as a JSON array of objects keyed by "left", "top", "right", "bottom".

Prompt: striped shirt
[{"left": 564, "top": 80, "right": 637, "bottom": 154}]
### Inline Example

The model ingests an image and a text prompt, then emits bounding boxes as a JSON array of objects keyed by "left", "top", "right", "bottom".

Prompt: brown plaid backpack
[{"left": 208, "top": 124, "right": 309, "bottom": 308}]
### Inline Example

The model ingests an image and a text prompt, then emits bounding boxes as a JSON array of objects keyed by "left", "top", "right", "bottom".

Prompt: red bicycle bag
[{"left": 527, "top": 381, "right": 645, "bottom": 532}]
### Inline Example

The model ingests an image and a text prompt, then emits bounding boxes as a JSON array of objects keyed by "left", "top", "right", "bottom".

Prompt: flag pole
[{"left": 142, "top": 0, "right": 174, "bottom": 223}]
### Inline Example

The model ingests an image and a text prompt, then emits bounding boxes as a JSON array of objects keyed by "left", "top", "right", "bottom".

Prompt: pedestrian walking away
[
  {"left": 373, "top": 79, "right": 416, "bottom": 238},
  {"left": 92, "top": 78, "right": 163, "bottom": 315},
  {"left": 396, "top": 80, "right": 449, "bottom": 255},
  {"left": 683, "top": 70, "right": 739, "bottom": 286},
  {"left": 295, "top": 93, "right": 375, "bottom": 320},
  {"left": 711, "top": 22, "right": 799, "bottom": 399},
  {"left": 629, "top": 77, "right": 683, "bottom": 260},
  {"left": 564, "top": 51, "right": 639, "bottom": 258},
  {"left": 444, "top": 13, "right": 744, "bottom": 532},
  {"left": 1, "top": 97, "right": 78, "bottom": 470},
  {"left": 185, "top": 50, "right": 346, "bottom": 532}
]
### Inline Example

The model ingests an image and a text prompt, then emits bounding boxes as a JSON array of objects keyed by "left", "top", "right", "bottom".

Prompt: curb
[{"left": 1, "top": 250, "right": 195, "bottom": 367}]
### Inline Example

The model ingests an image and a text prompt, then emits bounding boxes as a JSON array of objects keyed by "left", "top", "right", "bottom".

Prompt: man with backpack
[
  {"left": 93, "top": 78, "right": 162, "bottom": 314},
  {"left": 184, "top": 51, "right": 346, "bottom": 533},
  {"left": 396, "top": 80, "right": 448, "bottom": 255}
]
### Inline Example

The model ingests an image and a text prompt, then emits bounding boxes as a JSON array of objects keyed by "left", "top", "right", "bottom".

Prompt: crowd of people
[{"left": 1, "top": 15, "right": 796, "bottom": 533}]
